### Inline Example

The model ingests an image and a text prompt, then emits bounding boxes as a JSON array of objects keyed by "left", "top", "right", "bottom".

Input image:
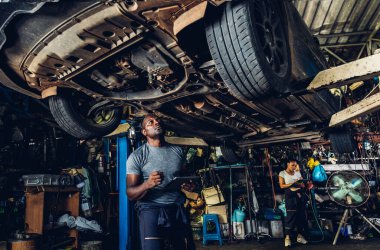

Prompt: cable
[
  {"left": 265, "top": 148, "right": 277, "bottom": 210},
  {"left": 308, "top": 188, "right": 325, "bottom": 243}
]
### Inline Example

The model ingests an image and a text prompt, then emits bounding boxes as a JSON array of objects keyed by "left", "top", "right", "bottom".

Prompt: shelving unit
[{"left": 25, "top": 186, "right": 80, "bottom": 249}]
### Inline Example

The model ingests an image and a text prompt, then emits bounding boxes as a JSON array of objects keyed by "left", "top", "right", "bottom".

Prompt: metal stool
[{"left": 202, "top": 214, "right": 223, "bottom": 246}]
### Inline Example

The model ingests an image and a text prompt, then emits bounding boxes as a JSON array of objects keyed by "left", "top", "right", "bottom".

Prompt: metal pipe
[
  {"left": 316, "top": 30, "right": 372, "bottom": 39},
  {"left": 323, "top": 48, "right": 347, "bottom": 64},
  {"left": 357, "top": 20, "right": 380, "bottom": 59},
  {"left": 321, "top": 43, "right": 365, "bottom": 49}
]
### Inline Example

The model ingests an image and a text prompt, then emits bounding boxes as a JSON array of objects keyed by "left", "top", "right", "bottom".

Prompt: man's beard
[{"left": 148, "top": 126, "right": 164, "bottom": 138}]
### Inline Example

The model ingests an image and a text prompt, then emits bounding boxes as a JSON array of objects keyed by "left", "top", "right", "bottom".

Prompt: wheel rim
[
  {"left": 93, "top": 109, "right": 116, "bottom": 125},
  {"left": 70, "top": 92, "right": 118, "bottom": 127},
  {"left": 252, "top": 0, "right": 288, "bottom": 77}
]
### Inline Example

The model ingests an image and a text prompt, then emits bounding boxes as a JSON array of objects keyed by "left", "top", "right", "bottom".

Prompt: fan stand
[{"left": 333, "top": 206, "right": 380, "bottom": 245}]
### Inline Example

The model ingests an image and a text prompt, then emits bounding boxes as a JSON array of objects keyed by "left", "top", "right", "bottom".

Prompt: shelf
[
  {"left": 25, "top": 186, "right": 80, "bottom": 248},
  {"left": 25, "top": 186, "right": 79, "bottom": 193},
  {"left": 42, "top": 237, "right": 75, "bottom": 249},
  {"left": 43, "top": 223, "right": 68, "bottom": 233}
]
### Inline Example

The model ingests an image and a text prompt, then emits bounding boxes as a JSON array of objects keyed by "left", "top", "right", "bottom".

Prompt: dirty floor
[{"left": 195, "top": 238, "right": 380, "bottom": 250}]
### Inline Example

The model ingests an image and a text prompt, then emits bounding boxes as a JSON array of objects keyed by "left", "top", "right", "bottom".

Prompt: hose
[{"left": 308, "top": 188, "right": 325, "bottom": 243}]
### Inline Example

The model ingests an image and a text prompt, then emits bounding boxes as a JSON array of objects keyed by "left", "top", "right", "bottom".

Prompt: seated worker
[
  {"left": 126, "top": 114, "right": 195, "bottom": 250},
  {"left": 279, "top": 158, "right": 308, "bottom": 247}
]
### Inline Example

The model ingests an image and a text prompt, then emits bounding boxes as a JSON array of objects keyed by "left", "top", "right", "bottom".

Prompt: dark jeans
[
  {"left": 284, "top": 189, "right": 308, "bottom": 238},
  {"left": 137, "top": 203, "right": 195, "bottom": 250}
]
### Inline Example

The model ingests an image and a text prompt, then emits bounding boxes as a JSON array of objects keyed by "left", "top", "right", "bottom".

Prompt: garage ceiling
[{"left": 293, "top": 0, "right": 380, "bottom": 64}]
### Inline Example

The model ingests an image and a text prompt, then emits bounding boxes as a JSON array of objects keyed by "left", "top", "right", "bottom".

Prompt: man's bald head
[{"left": 140, "top": 114, "right": 164, "bottom": 139}]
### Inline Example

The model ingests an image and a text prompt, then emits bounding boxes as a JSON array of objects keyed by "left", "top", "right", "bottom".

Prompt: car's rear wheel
[
  {"left": 48, "top": 91, "right": 122, "bottom": 139},
  {"left": 205, "top": 0, "right": 291, "bottom": 100}
]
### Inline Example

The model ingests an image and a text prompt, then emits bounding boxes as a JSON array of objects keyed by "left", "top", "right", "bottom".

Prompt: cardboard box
[{"left": 206, "top": 204, "right": 228, "bottom": 224}]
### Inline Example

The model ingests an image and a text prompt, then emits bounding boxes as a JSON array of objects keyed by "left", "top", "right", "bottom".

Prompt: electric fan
[
  {"left": 325, "top": 170, "right": 380, "bottom": 245},
  {"left": 326, "top": 171, "right": 370, "bottom": 207}
]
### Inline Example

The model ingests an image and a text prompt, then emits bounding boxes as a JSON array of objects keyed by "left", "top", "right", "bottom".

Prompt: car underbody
[{"left": 0, "top": 0, "right": 340, "bottom": 144}]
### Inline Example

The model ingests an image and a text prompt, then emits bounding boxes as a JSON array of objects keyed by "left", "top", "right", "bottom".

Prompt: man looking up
[{"left": 127, "top": 114, "right": 195, "bottom": 250}]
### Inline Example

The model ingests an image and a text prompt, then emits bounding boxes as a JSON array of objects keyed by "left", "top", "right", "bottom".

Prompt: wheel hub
[{"left": 252, "top": 0, "right": 288, "bottom": 76}]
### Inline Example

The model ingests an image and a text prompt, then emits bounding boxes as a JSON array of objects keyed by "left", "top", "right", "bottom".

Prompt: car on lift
[{"left": 0, "top": 0, "right": 354, "bottom": 154}]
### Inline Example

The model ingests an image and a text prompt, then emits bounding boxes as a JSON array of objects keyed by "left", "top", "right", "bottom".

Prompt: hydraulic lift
[{"left": 307, "top": 53, "right": 380, "bottom": 127}]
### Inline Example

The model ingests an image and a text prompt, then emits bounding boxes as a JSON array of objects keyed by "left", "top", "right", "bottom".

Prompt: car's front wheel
[{"left": 48, "top": 91, "right": 122, "bottom": 139}]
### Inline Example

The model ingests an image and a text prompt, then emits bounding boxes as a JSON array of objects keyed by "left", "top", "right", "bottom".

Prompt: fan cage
[{"left": 326, "top": 170, "right": 370, "bottom": 208}]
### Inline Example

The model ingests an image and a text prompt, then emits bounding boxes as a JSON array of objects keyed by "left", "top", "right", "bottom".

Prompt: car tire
[
  {"left": 221, "top": 146, "right": 246, "bottom": 164},
  {"left": 48, "top": 94, "right": 122, "bottom": 139},
  {"left": 329, "top": 130, "right": 356, "bottom": 154},
  {"left": 205, "top": 0, "right": 291, "bottom": 100}
]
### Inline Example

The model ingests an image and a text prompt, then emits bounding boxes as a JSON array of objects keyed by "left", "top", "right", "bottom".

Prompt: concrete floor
[{"left": 195, "top": 238, "right": 380, "bottom": 250}]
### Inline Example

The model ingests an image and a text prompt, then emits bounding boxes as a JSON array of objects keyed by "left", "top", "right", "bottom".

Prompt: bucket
[
  {"left": 81, "top": 241, "right": 102, "bottom": 250},
  {"left": 232, "top": 207, "right": 246, "bottom": 222},
  {"left": 270, "top": 220, "right": 284, "bottom": 238}
]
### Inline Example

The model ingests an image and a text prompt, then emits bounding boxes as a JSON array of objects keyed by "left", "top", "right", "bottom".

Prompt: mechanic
[
  {"left": 126, "top": 114, "right": 195, "bottom": 250},
  {"left": 279, "top": 158, "right": 309, "bottom": 247}
]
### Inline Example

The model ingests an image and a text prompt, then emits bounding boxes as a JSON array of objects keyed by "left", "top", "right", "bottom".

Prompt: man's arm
[{"left": 127, "top": 172, "right": 162, "bottom": 201}]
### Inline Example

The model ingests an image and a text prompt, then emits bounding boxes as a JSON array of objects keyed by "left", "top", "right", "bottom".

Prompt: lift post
[
  {"left": 307, "top": 53, "right": 380, "bottom": 127},
  {"left": 105, "top": 122, "right": 131, "bottom": 250}
]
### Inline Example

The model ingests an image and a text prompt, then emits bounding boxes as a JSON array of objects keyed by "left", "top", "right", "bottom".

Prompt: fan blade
[
  {"left": 348, "top": 190, "right": 364, "bottom": 203},
  {"left": 332, "top": 189, "right": 349, "bottom": 200},
  {"left": 332, "top": 175, "right": 346, "bottom": 186},
  {"left": 350, "top": 178, "right": 363, "bottom": 188}
]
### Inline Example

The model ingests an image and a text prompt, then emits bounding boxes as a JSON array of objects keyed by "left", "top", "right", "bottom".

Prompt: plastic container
[
  {"left": 270, "top": 220, "right": 284, "bottom": 238},
  {"left": 191, "top": 226, "right": 202, "bottom": 241}
]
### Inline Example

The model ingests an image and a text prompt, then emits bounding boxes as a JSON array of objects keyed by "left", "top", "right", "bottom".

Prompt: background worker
[{"left": 279, "top": 158, "right": 309, "bottom": 247}]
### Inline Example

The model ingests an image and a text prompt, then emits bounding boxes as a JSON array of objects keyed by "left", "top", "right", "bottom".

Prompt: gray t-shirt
[{"left": 127, "top": 143, "right": 185, "bottom": 204}]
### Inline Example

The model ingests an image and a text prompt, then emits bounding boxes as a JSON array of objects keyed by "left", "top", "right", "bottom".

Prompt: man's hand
[{"left": 145, "top": 171, "right": 163, "bottom": 189}]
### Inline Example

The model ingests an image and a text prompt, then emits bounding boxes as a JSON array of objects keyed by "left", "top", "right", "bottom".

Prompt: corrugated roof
[{"left": 293, "top": 0, "right": 380, "bottom": 62}]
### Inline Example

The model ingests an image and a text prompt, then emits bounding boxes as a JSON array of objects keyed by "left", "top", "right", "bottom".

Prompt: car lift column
[
  {"left": 105, "top": 122, "right": 134, "bottom": 250},
  {"left": 117, "top": 124, "right": 129, "bottom": 250}
]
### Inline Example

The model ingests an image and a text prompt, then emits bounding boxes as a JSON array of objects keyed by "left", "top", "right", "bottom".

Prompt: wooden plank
[
  {"left": 329, "top": 92, "right": 380, "bottom": 127},
  {"left": 25, "top": 192, "right": 45, "bottom": 234},
  {"left": 307, "top": 53, "right": 380, "bottom": 91},
  {"left": 67, "top": 192, "right": 80, "bottom": 248}
]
